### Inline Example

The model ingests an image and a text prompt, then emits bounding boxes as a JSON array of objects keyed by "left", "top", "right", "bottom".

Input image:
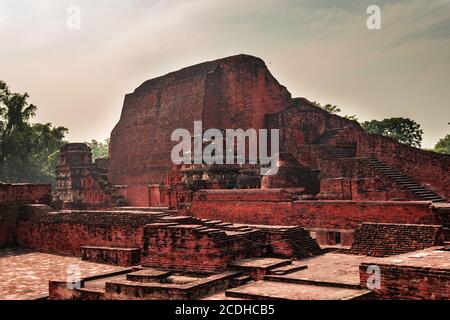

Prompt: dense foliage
[
  {"left": 0, "top": 81, "right": 68, "bottom": 184},
  {"left": 361, "top": 117, "right": 424, "bottom": 148}
]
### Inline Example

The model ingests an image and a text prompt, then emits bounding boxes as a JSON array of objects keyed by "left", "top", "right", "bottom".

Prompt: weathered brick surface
[
  {"left": 0, "top": 205, "right": 18, "bottom": 247},
  {"left": 104, "top": 272, "right": 239, "bottom": 300},
  {"left": 109, "top": 54, "right": 291, "bottom": 206},
  {"left": 54, "top": 143, "right": 126, "bottom": 209},
  {"left": 357, "top": 133, "right": 450, "bottom": 199},
  {"left": 81, "top": 246, "right": 141, "bottom": 267},
  {"left": 0, "top": 183, "right": 51, "bottom": 205},
  {"left": 194, "top": 189, "right": 294, "bottom": 202},
  {"left": 351, "top": 223, "right": 444, "bottom": 257},
  {"left": 0, "top": 184, "right": 52, "bottom": 247},
  {"left": 359, "top": 248, "right": 450, "bottom": 299},
  {"left": 16, "top": 209, "right": 162, "bottom": 255},
  {"left": 191, "top": 192, "right": 438, "bottom": 230},
  {"left": 255, "top": 225, "right": 322, "bottom": 259},
  {"left": 141, "top": 223, "right": 267, "bottom": 272},
  {"left": 319, "top": 177, "right": 413, "bottom": 201}
]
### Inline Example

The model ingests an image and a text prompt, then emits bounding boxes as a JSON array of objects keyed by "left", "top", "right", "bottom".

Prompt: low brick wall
[
  {"left": 0, "top": 183, "right": 51, "bottom": 205},
  {"left": 351, "top": 223, "right": 444, "bottom": 257},
  {"left": 16, "top": 208, "right": 162, "bottom": 256},
  {"left": 141, "top": 223, "right": 267, "bottom": 272},
  {"left": 0, "top": 205, "right": 19, "bottom": 247},
  {"left": 0, "top": 184, "right": 52, "bottom": 248},
  {"left": 359, "top": 262, "right": 450, "bottom": 300},
  {"left": 195, "top": 189, "right": 295, "bottom": 202},
  {"left": 81, "top": 246, "right": 141, "bottom": 267},
  {"left": 191, "top": 191, "right": 438, "bottom": 230}
]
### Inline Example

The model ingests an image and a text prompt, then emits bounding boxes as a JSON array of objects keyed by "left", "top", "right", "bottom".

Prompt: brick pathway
[{"left": 0, "top": 248, "right": 124, "bottom": 300}]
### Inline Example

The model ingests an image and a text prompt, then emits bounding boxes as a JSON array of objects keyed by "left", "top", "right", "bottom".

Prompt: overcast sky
[{"left": 0, "top": 0, "right": 449, "bottom": 147}]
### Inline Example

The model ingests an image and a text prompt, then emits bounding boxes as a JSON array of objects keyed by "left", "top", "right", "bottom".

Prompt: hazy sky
[{"left": 0, "top": 0, "right": 449, "bottom": 147}]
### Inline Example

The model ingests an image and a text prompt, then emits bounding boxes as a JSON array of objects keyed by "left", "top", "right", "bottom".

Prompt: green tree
[
  {"left": 0, "top": 81, "right": 68, "bottom": 184},
  {"left": 433, "top": 134, "right": 450, "bottom": 154},
  {"left": 86, "top": 139, "right": 110, "bottom": 160},
  {"left": 313, "top": 102, "right": 358, "bottom": 121},
  {"left": 361, "top": 117, "right": 424, "bottom": 148}
]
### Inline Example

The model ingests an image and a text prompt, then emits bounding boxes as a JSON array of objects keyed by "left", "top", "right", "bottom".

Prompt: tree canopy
[
  {"left": 86, "top": 139, "right": 110, "bottom": 160},
  {"left": 0, "top": 80, "right": 68, "bottom": 184},
  {"left": 361, "top": 117, "right": 424, "bottom": 148},
  {"left": 313, "top": 102, "right": 358, "bottom": 121},
  {"left": 433, "top": 134, "right": 450, "bottom": 154}
]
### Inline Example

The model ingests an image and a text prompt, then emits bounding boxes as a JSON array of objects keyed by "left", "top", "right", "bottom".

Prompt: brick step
[
  {"left": 159, "top": 216, "right": 194, "bottom": 223},
  {"left": 314, "top": 128, "right": 348, "bottom": 144},
  {"left": 413, "top": 191, "right": 439, "bottom": 195},
  {"left": 81, "top": 246, "right": 141, "bottom": 267},
  {"left": 231, "top": 275, "right": 253, "bottom": 286},
  {"left": 225, "top": 280, "right": 371, "bottom": 300},
  {"left": 126, "top": 269, "right": 172, "bottom": 283},
  {"left": 388, "top": 177, "right": 415, "bottom": 182},
  {"left": 419, "top": 195, "right": 444, "bottom": 199},
  {"left": 408, "top": 187, "right": 431, "bottom": 190},
  {"left": 229, "top": 258, "right": 293, "bottom": 280},
  {"left": 267, "top": 262, "right": 308, "bottom": 275},
  {"left": 203, "top": 220, "right": 224, "bottom": 226},
  {"left": 113, "top": 207, "right": 170, "bottom": 212},
  {"left": 75, "top": 287, "right": 105, "bottom": 300},
  {"left": 263, "top": 275, "right": 361, "bottom": 290}
]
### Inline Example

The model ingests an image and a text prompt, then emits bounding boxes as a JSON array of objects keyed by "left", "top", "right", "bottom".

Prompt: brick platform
[
  {"left": 225, "top": 281, "right": 371, "bottom": 300},
  {"left": 359, "top": 247, "right": 450, "bottom": 299}
]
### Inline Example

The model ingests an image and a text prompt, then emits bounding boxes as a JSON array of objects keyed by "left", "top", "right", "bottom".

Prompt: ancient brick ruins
[{"left": 1, "top": 54, "right": 449, "bottom": 300}]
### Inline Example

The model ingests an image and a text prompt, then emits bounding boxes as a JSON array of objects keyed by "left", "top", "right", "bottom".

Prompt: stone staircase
[
  {"left": 224, "top": 257, "right": 372, "bottom": 300},
  {"left": 314, "top": 128, "right": 346, "bottom": 144},
  {"left": 323, "top": 145, "right": 356, "bottom": 158},
  {"left": 364, "top": 157, "right": 446, "bottom": 202},
  {"left": 228, "top": 257, "right": 307, "bottom": 280}
]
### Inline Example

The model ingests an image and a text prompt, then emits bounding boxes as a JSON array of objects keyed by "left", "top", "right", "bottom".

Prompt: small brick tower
[{"left": 54, "top": 143, "right": 126, "bottom": 209}]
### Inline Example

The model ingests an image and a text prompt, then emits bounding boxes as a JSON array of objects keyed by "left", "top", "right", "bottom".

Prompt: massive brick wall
[
  {"left": 109, "top": 55, "right": 290, "bottom": 205},
  {"left": 16, "top": 207, "right": 161, "bottom": 255},
  {"left": 191, "top": 190, "right": 439, "bottom": 230},
  {"left": 350, "top": 223, "right": 444, "bottom": 257},
  {"left": 106, "top": 54, "right": 448, "bottom": 206},
  {"left": 109, "top": 54, "right": 291, "bottom": 206},
  {"left": 280, "top": 98, "right": 359, "bottom": 146}
]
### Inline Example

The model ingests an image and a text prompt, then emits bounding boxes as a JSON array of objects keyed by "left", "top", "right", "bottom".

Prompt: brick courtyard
[{"left": 0, "top": 248, "right": 124, "bottom": 300}]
